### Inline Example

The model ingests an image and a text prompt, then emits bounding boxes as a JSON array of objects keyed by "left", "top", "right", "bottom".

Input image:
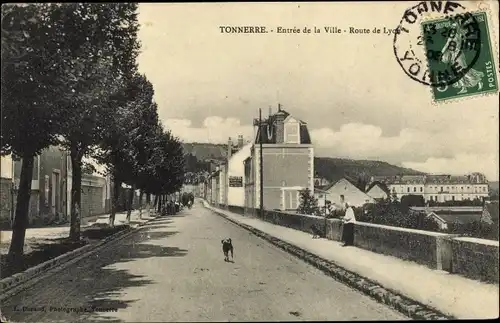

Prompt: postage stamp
[
  {"left": 422, "top": 11, "right": 499, "bottom": 102},
  {"left": 393, "top": 1, "right": 499, "bottom": 102}
]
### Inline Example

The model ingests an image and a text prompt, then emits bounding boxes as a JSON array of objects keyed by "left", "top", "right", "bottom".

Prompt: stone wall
[
  {"left": 451, "top": 237, "right": 499, "bottom": 283},
  {"left": 80, "top": 185, "right": 105, "bottom": 218},
  {"left": 0, "top": 178, "right": 12, "bottom": 228},
  {"left": 223, "top": 203, "right": 499, "bottom": 284},
  {"left": 352, "top": 222, "right": 447, "bottom": 269}
]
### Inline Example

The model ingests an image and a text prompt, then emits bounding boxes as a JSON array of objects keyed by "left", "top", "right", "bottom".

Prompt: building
[
  {"left": 318, "top": 178, "right": 375, "bottom": 208},
  {"left": 224, "top": 137, "right": 252, "bottom": 207},
  {"left": 409, "top": 206, "right": 488, "bottom": 231},
  {"left": 314, "top": 173, "right": 331, "bottom": 188},
  {"left": 366, "top": 181, "right": 390, "bottom": 201},
  {"left": 0, "top": 146, "right": 115, "bottom": 228},
  {"left": 244, "top": 106, "right": 314, "bottom": 211},
  {"left": 370, "top": 173, "right": 489, "bottom": 202}
]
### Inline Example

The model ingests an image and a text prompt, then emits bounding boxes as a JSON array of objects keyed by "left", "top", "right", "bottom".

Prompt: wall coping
[
  {"left": 230, "top": 206, "right": 499, "bottom": 246},
  {"left": 452, "top": 236, "right": 500, "bottom": 247},
  {"left": 287, "top": 211, "right": 452, "bottom": 237}
]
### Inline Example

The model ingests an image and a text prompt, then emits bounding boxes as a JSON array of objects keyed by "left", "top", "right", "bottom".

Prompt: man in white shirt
[{"left": 341, "top": 201, "right": 356, "bottom": 247}]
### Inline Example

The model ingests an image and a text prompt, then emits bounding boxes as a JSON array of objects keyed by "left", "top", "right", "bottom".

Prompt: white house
[
  {"left": 366, "top": 182, "right": 390, "bottom": 200},
  {"left": 226, "top": 143, "right": 252, "bottom": 207},
  {"left": 322, "top": 178, "right": 375, "bottom": 208}
]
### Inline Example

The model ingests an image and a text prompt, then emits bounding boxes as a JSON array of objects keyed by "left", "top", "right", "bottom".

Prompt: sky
[{"left": 136, "top": 1, "right": 499, "bottom": 180}]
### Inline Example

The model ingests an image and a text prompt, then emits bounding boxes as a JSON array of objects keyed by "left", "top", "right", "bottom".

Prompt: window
[
  {"left": 452, "top": 196, "right": 455, "bottom": 201},
  {"left": 440, "top": 187, "right": 443, "bottom": 192},
  {"left": 284, "top": 122, "right": 300, "bottom": 144},
  {"left": 407, "top": 187, "right": 410, "bottom": 193},
  {"left": 420, "top": 187, "right": 423, "bottom": 192},
  {"left": 430, "top": 196, "right": 433, "bottom": 201},
  {"left": 413, "top": 187, "right": 416, "bottom": 192}
]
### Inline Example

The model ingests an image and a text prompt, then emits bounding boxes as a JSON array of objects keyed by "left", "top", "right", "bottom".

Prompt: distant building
[
  {"left": 318, "top": 178, "right": 375, "bottom": 208},
  {"left": 225, "top": 139, "right": 252, "bottom": 207},
  {"left": 366, "top": 181, "right": 390, "bottom": 201},
  {"left": 1, "top": 146, "right": 114, "bottom": 228},
  {"left": 409, "top": 206, "right": 487, "bottom": 231},
  {"left": 244, "top": 106, "right": 314, "bottom": 211},
  {"left": 370, "top": 173, "right": 489, "bottom": 202},
  {"left": 314, "top": 173, "right": 330, "bottom": 188}
]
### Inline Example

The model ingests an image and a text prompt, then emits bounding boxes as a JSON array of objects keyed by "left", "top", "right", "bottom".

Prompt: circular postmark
[{"left": 393, "top": 1, "right": 482, "bottom": 87}]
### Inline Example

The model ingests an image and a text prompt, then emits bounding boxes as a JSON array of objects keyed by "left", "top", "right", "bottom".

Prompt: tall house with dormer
[{"left": 244, "top": 106, "right": 314, "bottom": 212}]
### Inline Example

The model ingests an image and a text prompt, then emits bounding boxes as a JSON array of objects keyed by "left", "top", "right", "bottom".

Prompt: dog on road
[{"left": 221, "top": 238, "right": 234, "bottom": 262}]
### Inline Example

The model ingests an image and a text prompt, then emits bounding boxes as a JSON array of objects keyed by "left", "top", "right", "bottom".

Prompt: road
[{"left": 1, "top": 201, "right": 408, "bottom": 322}]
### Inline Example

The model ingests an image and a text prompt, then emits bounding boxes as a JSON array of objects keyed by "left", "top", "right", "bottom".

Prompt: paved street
[{"left": 1, "top": 202, "right": 407, "bottom": 322}]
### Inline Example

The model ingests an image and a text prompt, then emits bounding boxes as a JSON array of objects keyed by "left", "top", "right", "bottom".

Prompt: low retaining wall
[
  {"left": 451, "top": 237, "right": 499, "bottom": 283},
  {"left": 223, "top": 204, "right": 499, "bottom": 283}
]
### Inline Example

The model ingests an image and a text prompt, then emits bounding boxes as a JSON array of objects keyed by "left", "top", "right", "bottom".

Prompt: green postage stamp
[{"left": 421, "top": 11, "right": 498, "bottom": 102}]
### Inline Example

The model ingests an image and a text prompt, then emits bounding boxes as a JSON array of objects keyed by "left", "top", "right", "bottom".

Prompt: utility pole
[
  {"left": 253, "top": 108, "right": 266, "bottom": 217},
  {"left": 259, "top": 108, "right": 264, "bottom": 217}
]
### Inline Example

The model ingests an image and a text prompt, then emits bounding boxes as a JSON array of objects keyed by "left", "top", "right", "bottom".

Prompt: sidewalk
[
  {"left": 0, "top": 209, "right": 156, "bottom": 245},
  {"left": 205, "top": 203, "right": 499, "bottom": 319}
]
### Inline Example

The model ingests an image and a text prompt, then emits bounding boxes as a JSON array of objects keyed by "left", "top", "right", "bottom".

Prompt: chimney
[
  {"left": 227, "top": 137, "right": 232, "bottom": 159},
  {"left": 275, "top": 103, "right": 286, "bottom": 143},
  {"left": 269, "top": 106, "right": 272, "bottom": 117},
  {"left": 237, "top": 135, "right": 244, "bottom": 148}
]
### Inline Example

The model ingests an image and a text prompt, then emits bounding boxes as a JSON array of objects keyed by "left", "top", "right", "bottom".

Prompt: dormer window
[{"left": 284, "top": 118, "right": 300, "bottom": 144}]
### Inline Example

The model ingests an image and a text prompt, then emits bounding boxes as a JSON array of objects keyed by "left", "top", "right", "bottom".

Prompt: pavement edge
[
  {"left": 0, "top": 214, "right": 160, "bottom": 301},
  {"left": 206, "top": 204, "right": 455, "bottom": 320}
]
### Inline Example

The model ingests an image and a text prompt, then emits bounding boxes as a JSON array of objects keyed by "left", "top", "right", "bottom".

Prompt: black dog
[{"left": 221, "top": 238, "right": 234, "bottom": 262}]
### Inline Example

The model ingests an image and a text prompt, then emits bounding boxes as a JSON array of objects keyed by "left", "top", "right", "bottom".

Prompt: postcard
[{"left": 1, "top": 2, "right": 498, "bottom": 322}]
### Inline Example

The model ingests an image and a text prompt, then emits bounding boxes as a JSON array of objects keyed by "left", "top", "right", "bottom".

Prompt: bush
[
  {"left": 359, "top": 200, "right": 440, "bottom": 232},
  {"left": 447, "top": 221, "right": 499, "bottom": 240}
]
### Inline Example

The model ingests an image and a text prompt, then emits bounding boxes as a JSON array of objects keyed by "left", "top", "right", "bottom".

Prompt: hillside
[
  {"left": 182, "top": 142, "right": 424, "bottom": 181},
  {"left": 314, "top": 157, "right": 425, "bottom": 184},
  {"left": 182, "top": 142, "right": 228, "bottom": 161}
]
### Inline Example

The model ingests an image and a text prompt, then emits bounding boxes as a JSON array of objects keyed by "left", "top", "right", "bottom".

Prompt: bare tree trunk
[
  {"left": 138, "top": 190, "right": 144, "bottom": 219},
  {"left": 109, "top": 177, "right": 121, "bottom": 226},
  {"left": 69, "top": 148, "right": 83, "bottom": 241},
  {"left": 145, "top": 193, "right": 151, "bottom": 217},
  {"left": 8, "top": 155, "right": 34, "bottom": 260},
  {"left": 153, "top": 194, "right": 158, "bottom": 212},
  {"left": 157, "top": 194, "right": 162, "bottom": 214},
  {"left": 126, "top": 184, "right": 135, "bottom": 223}
]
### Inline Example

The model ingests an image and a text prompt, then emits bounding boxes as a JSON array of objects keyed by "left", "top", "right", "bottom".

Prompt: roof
[
  {"left": 484, "top": 201, "right": 499, "bottom": 224},
  {"left": 372, "top": 174, "right": 489, "bottom": 185},
  {"left": 314, "top": 185, "right": 330, "bottom": 191},
  {"left": 323, "top": 176, "right": 358, "bottom": 191},
  {"left": 366, "top": 181, "right": 390, "bottom": 195},
  {"left": 429, "top": 212, "right": 483, "bottom": 225},
  {"left": 410, "top": 206, "right": 483, "bottom": 213},
  {"left": 254, "top": 109, "right": 312, "bottom": 144}
]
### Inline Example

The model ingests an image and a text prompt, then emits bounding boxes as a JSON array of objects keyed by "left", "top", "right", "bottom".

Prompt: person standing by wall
[{"left": 341, "top": 201, "right": 356, "bottom": 247}]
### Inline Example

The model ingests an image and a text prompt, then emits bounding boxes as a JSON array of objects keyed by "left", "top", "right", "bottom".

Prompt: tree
[
  {"left": 1, "top": 4, "right": 89, "bottom": 259},
  {"left": 94, "top": 73, "right": 162, "bottom": 225},
  {"left": 55, "top": 3, "right": 140, "bottom": 240},
  {"left": 296, "top": 188, "right": 321, "bottom": 216},
  {"left": 400, "top": 194, "right": 425, "bottom": 211},
  {"left": 355, "top": 172, "right": 371, "bottom": 192}
]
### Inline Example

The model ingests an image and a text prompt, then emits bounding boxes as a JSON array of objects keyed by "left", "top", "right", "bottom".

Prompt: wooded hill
[{"left": 182, "top": 143, "right": 424, "bottom": 182}]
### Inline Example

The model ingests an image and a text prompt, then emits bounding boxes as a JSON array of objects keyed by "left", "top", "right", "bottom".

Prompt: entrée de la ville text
[{"left": 219, "top": 25, "right": 398, "bottom": 35}]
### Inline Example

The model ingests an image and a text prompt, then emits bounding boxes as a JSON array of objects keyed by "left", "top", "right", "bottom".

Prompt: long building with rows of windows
[{"left": 369, "top": 173, "right": 489, "bottom": 202}]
